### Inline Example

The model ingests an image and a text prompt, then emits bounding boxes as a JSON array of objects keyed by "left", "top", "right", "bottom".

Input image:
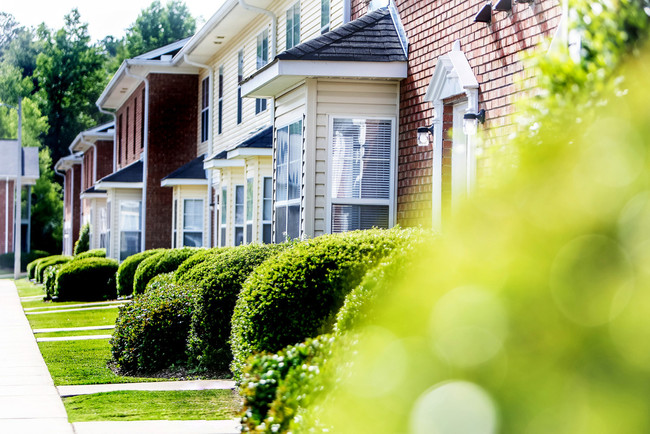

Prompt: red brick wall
[
  {"left": 83, "top": 150, "right": 93, "bottom": 191},
  {"left": 64, "top": 169, "right": 72, "bottom": 224},
  {"left": 95, "top": 140, "right": 113, "bottom": 182},
  {"left": 0, "top": 179, "right": 15, "bottom": 253},
  {"left": 144, "top": 73, "right": 198, "bottom": 249},
  {"left": 353, "top": 0, "right": 561, "bottom": 227},
  {"left": 116, "top": 83, "right": 146, "bottom": 169},
  {"left": 71, "top": 164, "right": 82, "bottom": 247}
]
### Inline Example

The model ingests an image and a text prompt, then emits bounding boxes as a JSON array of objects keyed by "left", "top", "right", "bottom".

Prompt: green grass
[
  {"left": 38, "top": 339, "right": 163, "bottom": 385},
  {"left": 63, "top": 390, "right": 240, "bottom": 422},
  {"left": 26, "top": 307, "right": 120, "bottom": 330},
  {"left": 15, "top": 278, "right": 46, "bottom": 297},
  {"left": 36, "top": 328, "right": 115, "bottom": 338}
]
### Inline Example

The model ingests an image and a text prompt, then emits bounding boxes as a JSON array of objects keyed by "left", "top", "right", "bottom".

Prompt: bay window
[
  {"left": 275, "top": 120, "right": 302, "bottom": 242},
  {"left": 330, "top": 118, "right": 393, "bottom": 232}
]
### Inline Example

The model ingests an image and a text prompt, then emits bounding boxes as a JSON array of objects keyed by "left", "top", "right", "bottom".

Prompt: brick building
[
  {"left": 55, "top": 154, "right": 82, "bottom": 255},
  {"left": 352, "top": 0, "right": 562, "bottom": 228}
]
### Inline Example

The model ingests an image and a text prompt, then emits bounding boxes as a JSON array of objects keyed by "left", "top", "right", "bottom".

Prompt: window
[
  {"left": 246, "top": 177, "right": 254, "bottom": 243},
  {"left": 321, "top": 0, "right": 330, "bottom": 33},
  {"left": 262, "top": 177, "right": 272, "bottom": 243},
  {"left": 99, "top": 206, "right": 108, "bottom": 249},
  {"left": 172, "top": 199, "right": 177, "bottom": 248},
  {"left": 105, "top": 202, "right": 111, "bottom": 257},
  {"left": 119, "top": 200, "right": 141, "bottom": 261},
  {"left": 286, "top": 3, "right": 301, "bottom": 49},
  {"left": 275, "top": 120, "right": 302, "bottom": 242},
  {"left": 183, "top": 199, "right": 204, "bottom": 247},
  {"left": 218, "top": 66, "right": 224, "bottom": 135},
  {"left": 330, "top": 118, "right": 393, "bottom": 232},
  {"left": 256, "top": 98, "right": 267, "bottom": 114},
  {"left": 257, "top": 30, "right": 269, "bottom": 69},
  {"left": 201, "top": 77, "right": 210, "bottom": 143},
  {"left": 220, "top": 187, "right": 227, "bottom": 246},
  {"left": 235, "top": 184, "right": 245, "bottom": 246},
  {"left": 237, "top": 50, "right": 244, "bottom": 125}
]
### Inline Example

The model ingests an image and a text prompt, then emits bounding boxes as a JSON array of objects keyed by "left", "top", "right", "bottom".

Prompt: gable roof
[
  {"left": 161, "top": 155, "right": 208, "bottom": 186},
  {"left": 95, "top": 160, "right": 143, "bottom": 189},
  {"left": 204, "top": 126, "right": 273, "bottom": 169},
  {"left": 0, "top": 142, "right": 40, "bottom": 184},
  {"left": 277, "top": 9, "right": 407, "bottom": 62},
  {"left": 69, "top": 121, "right": 115, "bottom": 153},
  {"left": 135, "top": 38, "right": 191, "bottom": 60}
]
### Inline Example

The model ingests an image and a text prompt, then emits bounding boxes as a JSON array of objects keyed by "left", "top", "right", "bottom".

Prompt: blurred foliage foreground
[{"left": 307, "top": 55, "right": 650, "bottom": 432}]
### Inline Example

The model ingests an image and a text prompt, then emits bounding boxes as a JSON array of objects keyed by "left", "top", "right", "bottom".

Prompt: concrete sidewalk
[{"left": 0, "top": 279, "right": 73, "bottom": 433}]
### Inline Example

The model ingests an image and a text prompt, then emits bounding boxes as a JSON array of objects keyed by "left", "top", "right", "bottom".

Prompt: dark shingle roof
[
  {"left": 236, "top": 126, "right": 272, "bottom": 149},
  {"left": 83, "top": 186, "right": 107, "bottom": 195},
  {"left": 98, "top": 160, "right": 143, "bottom": 184},
  {"left": 162, "top": 155, "right": 207, "bottom": 181},
  {"left": 276, "top": 9, "right": 406, "bottom": 62}
]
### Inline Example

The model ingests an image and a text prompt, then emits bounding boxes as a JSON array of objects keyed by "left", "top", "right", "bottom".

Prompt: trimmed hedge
[
  {"left": 185, "top": 243, "right": 287, "bottom": 372},
  {"left": 43, "top": 264, "right": 64, "bottom": 299},
  {"left": 35, "top": 255, "right": 73, "bottom": 283},
  {"left": 54, "top": 258, "right": 119, "bottom": 301},
  {"left": 239, "top": 335, "right": 335, "bottom": 433},
  {"left": 111, "top": 276, "right": 198, "bottom": 373},
  {"left": 173, "top": 247, "right": 225, "bottom": 283},
  {"left": 73, "top": 223, "right": 90, "bottom": 255},
  {"left": 230, "top": 228, "right": 415, "bottom": 379},
  {"left": 74, "top": 249, "right": 106, "bottom": 260},
  {"left": 115, "top": 249, "right": 164, "bottom": 297},
  {"left": 132, "top": 248, "right": 198, "bottom": 295}
]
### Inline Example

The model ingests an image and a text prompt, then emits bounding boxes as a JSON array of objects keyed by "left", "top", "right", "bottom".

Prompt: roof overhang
[
  {"left": 227, "top": 148, "right": 273, "bottom": 159},
  {"left": 94, "top": 181, "right": 143, "bottom": 190},
  {"left": 69, "top": 128, "right": 114, "bottom": 153},
  {"left": 161, "top": 178, "right": 209, "bottom": 187},
  {"left": 203, "top": 158, "right": 246, "bottom": 170},
  {"left": 97, "top": 59, "right": 199, "bottom": 110},
  {"left": 173, "top": 0, "right": 274, "bottom": 66},
  {"left": 55, "top": 154, "right": 82, "bottom": 172},
  {"left": 241, "top": 59, "right": 408, "bottom": 98},
  {"left": 80, "top": 191, "right": 108, "bottom": 199}
]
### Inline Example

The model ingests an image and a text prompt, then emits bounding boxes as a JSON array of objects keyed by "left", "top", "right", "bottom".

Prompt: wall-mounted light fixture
[
  {"left": 417, "top": 124, "right": 435, "bottom": 146},
  {"left": 463, "top": 109, "right": 486, "bottom": 136},
  {"left": 493, "top": 0, "right": 511, "bottom": 12},
  {"left": 474, "top": 2, "right": 492, "bottom": 24}
]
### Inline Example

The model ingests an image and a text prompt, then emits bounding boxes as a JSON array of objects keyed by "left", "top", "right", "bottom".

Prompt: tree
[
  {"left": 73, "top": 223, "right": 90, "bottom": 255},
  {"left": 34, "top": 9, "right": 108, "bottom": 164},
  {"left": 0, "top": 12, "right": 21, "bottom": 56},
  {"left": 31, "top": 147, "right": 63, "bottom": 254},
  {"left": 123, "top": 0, "right": 196, "bottom": 59}
]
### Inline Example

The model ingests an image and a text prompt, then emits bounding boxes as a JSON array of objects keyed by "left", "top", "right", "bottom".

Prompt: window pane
[
  {"left": 246, "top": 223, "right": 253, "bottom": 244},
  {"left": 331, "top": 204, "right": 389, "bottom": 233},
  {"left": 321, "top": 0, "right": 330, "bottom": 30},
  {"left": 235, "top": 227, "right": 244, "bottom": 246},
  {"left": 246, "top": 178, "right": 254, "bottom": 222},
  {"left": 220, "top": 227, "right": 226, "bottom": 247},
  {"left": 293, "top": 5, "right": 300, "bottom": 46},
  {"left": 120, "top": 201, "right": 141, "bottom": 231},
  {"left": 262, "top": 223, "right": 272, "bottom": 244},
  {"left": 275, "top": 206, "right": 286, "bottom": 243},
  {"left": 263, "top": 177, "right": 272, "bottom": 220},
  {"left": 183, "top": 232, "right": 203, "bottom": 247},
  {"left": 235, "top": 185, "right": 244, "bottom": 225},
  {"left": 276, "top": 126, "right": 288, "bottom": 202},
  {"left": 120, "top": 231, "right": 141, "bottom": 261},
  {"left": 288, "top": 121, "right": 302, "bottom": 200},
  {"left": 221, "top": 188, "right": 227, "bottom": 224},
  {"left": 183, "top": 199, "right": 203, "bottom": 231},
  {"left": 287, "top": 204, "right": 300, "bottom": 240}
]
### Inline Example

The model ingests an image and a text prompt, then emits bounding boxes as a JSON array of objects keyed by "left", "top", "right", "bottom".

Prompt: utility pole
[{"left": 14, "top": 97, "right": 22, "bottom": 280}]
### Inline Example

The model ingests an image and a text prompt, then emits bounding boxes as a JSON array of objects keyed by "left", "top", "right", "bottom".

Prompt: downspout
[
  {"left": 96, "top": 105, "right": 117, "bottom": 172},
  {"left": 238, "top": 0, "right": 277, "bottom": 59},
  {"left": 125, "top": 61, "right": 149, "bottom": 253},
  {"left": 54, "top": 167, "right": 66, "bottom": 254},
  {"left": 184, "top": 54, "right": 214, "bottom": 247}
]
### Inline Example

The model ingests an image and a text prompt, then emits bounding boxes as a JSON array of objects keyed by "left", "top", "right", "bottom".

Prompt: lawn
[
  {"left": 15, "top": 278, "right": 46, "bottom": 297},
  {"left": 63, "top": 390, "right": 240, "bottom": 422},
  {"left": 38, "top": 339, "right": 163, "bottom": 385},
  {"left": 36, "top": 328, "right": 115, "bottom": 338},
  {"left": 26, "top": 306, "right": 120, "bottom": 329}
]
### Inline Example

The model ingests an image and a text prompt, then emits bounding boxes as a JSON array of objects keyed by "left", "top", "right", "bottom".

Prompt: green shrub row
[
  {"left": 1, "top": 250, "right": 49, "bottom": 272},
  {"left": 73, "top": 248, "right": 106, "bottom": 260},
  {"left": 54, "top": 258, "right": 119, "bottom": 301},
  {"left": 230, "top": 228, "right": 418, "bottom": 380},
  {"left": 115, "top": 249, "right": 165, "bottom": 297},
  {"left": 43, "top": 263, "right": 64, "bottom": 299},
  {"left": 111, "top": 274, "right": 198, "bottom": 373},
  {"left": 73, "top": 223, "right": 90, "bottom": 255},
  {"left": 35, "top": 255, "right": 72, "bottom": 283},
  {"left": 132, "top": 248, "right": 198, "bottom": 295}
]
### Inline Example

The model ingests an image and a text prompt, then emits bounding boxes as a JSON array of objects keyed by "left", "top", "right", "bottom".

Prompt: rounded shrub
[
  {"left": 184, "top": 243, "right": 287, "bottom": 372},
  {"left": 74, "top": 248, "right": 106, "bottom": 260},
  {"left": 35, "top": 255, "right": 73, "bottom": 283},
  {"left": 132, "top": 248, "right": 198, "bottom": 295},
  {"left": 27, "top": 254, "right": 52, "bottom": 280},
  {"left": 115, "top": 249, "right": 164, "bottom": 297},
  {"left": 173, "top": 247, "right": 225, "bottom": 283},
  {"left": 230, "top": 228, "right": 416, "bottom": 379},
  {"left": 239, "top": 335, "right": 334, "bottom": 433},
  {"left": 54, "top": 257, "right": 119, "bottom": 301},
  {"left": 43, "top": 264, "right": 64, "bottom": 299},
  {"left": 73, "top": 223, "right": 90, "bottom": 255},
  {"left": 111, "top": 277, "right": 198, "bottom": 373}
]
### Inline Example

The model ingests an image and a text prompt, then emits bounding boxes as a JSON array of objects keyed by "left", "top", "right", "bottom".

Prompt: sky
[{"left": 2, "top": 0, "right": 225, "bottom": 42}]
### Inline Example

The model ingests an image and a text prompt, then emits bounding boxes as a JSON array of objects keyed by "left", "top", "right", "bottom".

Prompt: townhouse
[
  {"left": 57, "top": 0, "right": 563, "bottom": 258},
  {"left": 0, "top": 142, "right": 39, "bottom": 254},
  {"left": 55, "top": 153, "right": 82, "bottom": 255}
]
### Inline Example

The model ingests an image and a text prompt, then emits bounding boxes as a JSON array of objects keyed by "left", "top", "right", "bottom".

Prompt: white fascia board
[
  {"left": 227, "top": 148, "right": 273, "bottom": 159},
  {"left": 242, "top": 60, "right": 407, "bottom": 97},
  {"left": 55, "top": 156, "right": 82, "bottom": 172},
  {"left": 94, "top": 181, "right": 144, "bottom": 190},
  {"left": 161, "top": 179, "right": 208, "bottom": 187},
  {"left": 21, "top": 177, "right": 38, "bottom": 185},
  {"left": 203, "top": 159, "right": 245, "bottom": 170},
  {"left": 80, "top": 192, "right": 108, "bottom": 199}
]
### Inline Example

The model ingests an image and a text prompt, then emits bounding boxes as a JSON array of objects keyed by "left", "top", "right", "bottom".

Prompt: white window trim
[
  {"left": 274, "top": 119, "right": 303, "bottom": 243},
  {"left": 261, "top": 176, "right": 273, "bottom": 243},
  {"left": 182, "top": 198, "right": 204, "bottom": 247},
  {"left": 220, "top": 185, "right": 228, "bottom": 246},
  {"left": 118, "top": 199, "right": 142, "bottom": 261},
  {"left": 234, "top": 184, "right": 245, "bottom": 245},
  {"left": 201, "top": 76, "right": 210, "bottom": 143},
  {"left": 325, "top": 116, "right": 397, "bottom": 233},
  {"left": 423, "top": 41, "right": 479, "bottom": 230}
]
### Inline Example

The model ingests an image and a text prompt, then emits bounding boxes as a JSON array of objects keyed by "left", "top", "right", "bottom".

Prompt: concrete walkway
[{"left": 0, "top": 279, "right": 73, "bottom": 433}]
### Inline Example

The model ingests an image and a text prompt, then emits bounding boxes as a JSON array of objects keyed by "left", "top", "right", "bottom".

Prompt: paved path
[
  {"left": 0, "top": 279, "right": 73, "bottom": 433},
  {"left": 58, "top": 379, "right": 237, "bottom": 397},
  {"left": 73, "top": 419, "right": 241, "bottom": 433}
]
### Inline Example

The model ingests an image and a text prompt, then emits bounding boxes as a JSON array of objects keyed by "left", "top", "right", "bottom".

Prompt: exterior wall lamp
[
  {"left": 493, "top": 0, "right": 512, "bottom": 12},
  {"left": 417, "top": 124, "right": 435, "bottom": 146},
  {"left": 463, "top": 109, "right": 486, "bottom": 136},
  {"left": 474, "top": 2, "right": 492, "bottom": 23}
]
